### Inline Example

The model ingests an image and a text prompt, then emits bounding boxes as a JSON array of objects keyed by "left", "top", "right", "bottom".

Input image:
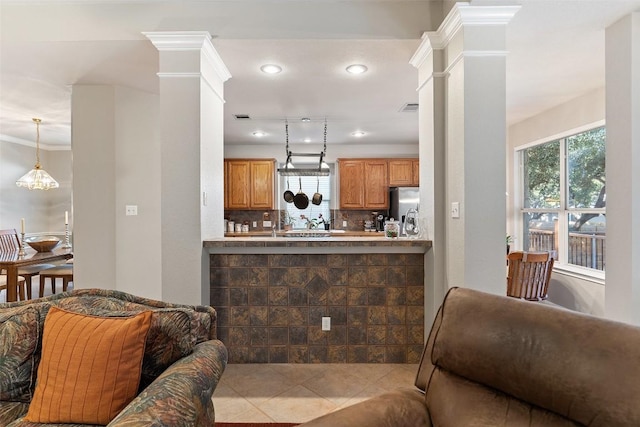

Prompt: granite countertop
[
  {"left": 204, "top": 234, "right": 431, "bottom": 248},
  {"left": 223, "top": 230, "right": 386, "bottom": 238}
]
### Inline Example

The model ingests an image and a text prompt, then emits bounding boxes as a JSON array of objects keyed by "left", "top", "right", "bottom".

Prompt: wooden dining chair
[
  {"left": 0, "top": 228, "right": 57, "bottom": 299},
  {"left": 0, "top": 269, "right": 27, "bottom": 301},
  {"left": 39, "top": 264, "right": 74, "bottom": 297},
  {"left": 506, "top": 251, "right": 555, "bottom": 301},
  {"left": 0, "top": 228, "right": 20, "bottom": 252}
]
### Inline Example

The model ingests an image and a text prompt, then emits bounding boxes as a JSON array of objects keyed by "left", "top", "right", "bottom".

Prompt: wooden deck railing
[{"left": 528, "top": 229, "right": 605, "bottom": 271}]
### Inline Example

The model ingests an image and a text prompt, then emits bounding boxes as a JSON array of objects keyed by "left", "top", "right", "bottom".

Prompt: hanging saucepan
[
  {"left": 293, "top": 177, "right": 309, "bottom": 209},
  {"left": 283, "top": 178, "right": 294, "bottom": 203},
  {"left": 312, "top": 176, "right": 323, "bottom": 205}
]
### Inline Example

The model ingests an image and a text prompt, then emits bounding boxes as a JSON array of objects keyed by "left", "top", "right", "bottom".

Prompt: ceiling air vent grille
[
  {"left": 399, "top": 103, "right": 419, "bottom": 112},
  {"left": 234, "top": 114, "right": 251, "bottom": 119}
]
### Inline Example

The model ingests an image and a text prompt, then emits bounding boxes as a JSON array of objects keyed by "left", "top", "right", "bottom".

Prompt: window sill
[{"left": 552, "top": 264, "right": 605, "bottom": 286}]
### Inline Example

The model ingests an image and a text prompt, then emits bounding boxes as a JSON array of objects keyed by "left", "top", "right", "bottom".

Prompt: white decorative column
[
  {"left": 410, "top": 33, "right": 447, "bottom": 326},
  {"left": 605, "top": 13, "right": 640, "bottom": 325},
  {"left": 145, "top": 32, "right": 231, "bottom": 305},
  {"left": 412, "top": 3, "right": 519, "bottom": 302}
]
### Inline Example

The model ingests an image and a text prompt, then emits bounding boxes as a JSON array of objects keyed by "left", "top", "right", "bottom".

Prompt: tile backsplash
[{"left": 224, "top": 209, "right": 390, "bottom": 232}]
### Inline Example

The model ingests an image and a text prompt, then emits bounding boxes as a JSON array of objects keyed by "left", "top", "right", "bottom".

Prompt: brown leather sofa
[{"left": 300, "top": 287, "right": 640, "bottom": 427}]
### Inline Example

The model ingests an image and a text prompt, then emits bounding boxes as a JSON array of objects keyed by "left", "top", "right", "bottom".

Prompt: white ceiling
[{"left": 1, "top": 0, "right": 640, "bottom": 149}]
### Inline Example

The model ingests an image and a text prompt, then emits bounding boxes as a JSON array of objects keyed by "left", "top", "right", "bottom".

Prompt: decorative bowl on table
[{"left": 25, "top": 236, "right": 60, "bottom": 252}]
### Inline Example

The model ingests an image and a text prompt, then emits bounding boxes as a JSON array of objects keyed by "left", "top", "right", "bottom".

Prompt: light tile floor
[{"left": 213, "top": 363, "right": 419, "bottom": 424}]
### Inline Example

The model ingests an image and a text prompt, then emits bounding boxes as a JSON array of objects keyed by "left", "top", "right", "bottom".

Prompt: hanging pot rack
[{"left": 277, "top": 119, "right": 330, "bottom": 176}]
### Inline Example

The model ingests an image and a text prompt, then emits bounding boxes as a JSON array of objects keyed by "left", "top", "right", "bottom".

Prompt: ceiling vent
[
  {"left": 234, "top": 114, "right": 251, "bottom": 119},
  {"left": 400, "top": 103, "right": 419, "bottom": 112}
]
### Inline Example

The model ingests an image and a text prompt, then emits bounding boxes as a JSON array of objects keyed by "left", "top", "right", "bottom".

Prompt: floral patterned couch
[{"left": 0, "top": 288, "right": 228, "bottom": 426}]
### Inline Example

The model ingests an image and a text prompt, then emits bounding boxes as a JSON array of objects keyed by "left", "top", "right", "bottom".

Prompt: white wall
[
  {"left": 114, "top": 87, "right": 162, "bottom": 299},
  {"left": 0, "top": 140, "right": 72, "bottom": 236},
  {"left": 507, "top": 87, "right": 606, "bottom": 316},
  {"left": 72, "top": 85, "right": 162, "bottom": 298}
]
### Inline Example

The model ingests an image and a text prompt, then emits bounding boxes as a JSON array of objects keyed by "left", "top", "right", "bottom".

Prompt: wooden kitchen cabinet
[
  {"left": 338, "top": 160, "right": 365, "bottom": 209},
  {"left": 389, "top": 159, "right": 419, "bottom": 186},
  {"left": 338, "top": 159, "right": 388, "bottom": 209},
  {"left": 224, "top": 159, "right": 275, "bottom": 210},
  {"left": 249, "top": 160, "right": 274, "bottom": 209}
]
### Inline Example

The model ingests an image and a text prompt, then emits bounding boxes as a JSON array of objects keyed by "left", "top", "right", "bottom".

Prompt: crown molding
[
  {"left": 409, "top": 32, "right": 443, "bottom": 69},
  {"left": 143, "top": 31, "right": 231, "bottom": 82},
  {"left": 438, "top": 2, "right": 521, "bottom": 47},
  {"left": 0, "top": 134, "right": 70, "bottom": 151}
]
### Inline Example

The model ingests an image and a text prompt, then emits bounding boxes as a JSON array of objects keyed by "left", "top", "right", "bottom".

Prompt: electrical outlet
[
  {"left": 125, "top": 205, "right": 138, "bottom": 216},
  {"left": 252, "top": 221, "right": 258, "bottom": 228},
  {"left": 342, "top": 220, "right": 348, "bottom": 228},
  {"left": 322, "top": 317, "right": 331, "bottom": 331}
]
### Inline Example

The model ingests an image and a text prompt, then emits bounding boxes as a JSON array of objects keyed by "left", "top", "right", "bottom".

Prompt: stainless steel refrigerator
[{"left": 389, "top": 187, "right": 420, "bottom": 231}]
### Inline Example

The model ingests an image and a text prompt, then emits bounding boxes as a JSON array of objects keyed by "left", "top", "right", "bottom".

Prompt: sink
[{"left": 284, "top": 230, "right": 330, "bottom": 238}]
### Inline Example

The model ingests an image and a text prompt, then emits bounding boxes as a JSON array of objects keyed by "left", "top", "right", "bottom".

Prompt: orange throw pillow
[{"left": 25, "top": 307, "right": 152, "bottom": 424}]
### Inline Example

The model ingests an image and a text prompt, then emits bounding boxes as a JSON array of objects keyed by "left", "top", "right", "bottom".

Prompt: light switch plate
[{"left": 451, "top": 202, "right": 460, "bottom": 219}]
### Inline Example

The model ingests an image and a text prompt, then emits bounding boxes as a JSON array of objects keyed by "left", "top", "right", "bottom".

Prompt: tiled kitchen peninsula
[{"left": 204, "top": 237, "right": 431, "bottom": 364}]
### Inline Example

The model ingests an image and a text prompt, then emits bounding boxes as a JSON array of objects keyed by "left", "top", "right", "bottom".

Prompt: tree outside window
[{"left": 520, "top": 127, "right": 606, "bottom": 272}]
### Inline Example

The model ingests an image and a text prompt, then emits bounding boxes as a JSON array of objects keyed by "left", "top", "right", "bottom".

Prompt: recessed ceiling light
[
  {"left": 351, "top": 131, "right": 366, "bottom": 137},
  {"left": 301, "top": 117, "right": 311, "bottom": 122},
  {"left": 260, "top": 64, "right": 282, "bottom": 74},
  {"left": 303, "top": 138, "right": 311, "bottom": 143},
  {"left": 346, "top": 64, "right": 368, "bottom": 75},
  {"left": 252, "top": 131, "right": 266, "bottom": 137}
]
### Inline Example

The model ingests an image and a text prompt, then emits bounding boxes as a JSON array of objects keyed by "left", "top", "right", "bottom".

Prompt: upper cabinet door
[
  {"left": 250, "top": 160, "right": 275, "bottom": 209},
  {"left": 226, "top": 160, "right": 251, "bottom": 209},
  {"left": 225, "top": 159, "right": 275, "bottom": 210},
  {"left": 339, "top": 160, "right": 365, "bottom": 209},
  {"left": 364, "top": 160, "right": 388, "bottom": 209},
  {"left": 338, "top": 159, "right": 388, "bottom": 209},
  {"left": 389, "top": 159, "right": 419, "bottom": 186},
  {"left": 224, "top": 160, "right": 229, "bottom": 209}
]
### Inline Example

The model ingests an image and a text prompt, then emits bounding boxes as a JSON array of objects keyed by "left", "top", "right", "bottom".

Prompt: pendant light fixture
[{"left": 16, "top": 118, "right": 60, "bottom": 190}]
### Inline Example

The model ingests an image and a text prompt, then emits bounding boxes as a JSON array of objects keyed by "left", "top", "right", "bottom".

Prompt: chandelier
[
  {"left": 16, "top": 118, "right": 60, "bottom": 190},
  {"left": 277, "top": 119, "right": 330, "bottom": 176}
]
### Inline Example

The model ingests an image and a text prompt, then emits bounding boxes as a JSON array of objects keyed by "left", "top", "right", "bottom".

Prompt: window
[
  {"left": 280, "top": 165, "right": 332, "bottom": 229},
  {"left": 519, "top": 126, "right": 606, "bottom": 272}
]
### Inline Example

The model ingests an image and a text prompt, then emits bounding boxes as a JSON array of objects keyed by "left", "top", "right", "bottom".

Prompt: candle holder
[
  {"left": 62, "top": 224, "right": 72, "bottom": 249},
  {"left": 18, "top": 232, "right": 26, "bottom": 257}
]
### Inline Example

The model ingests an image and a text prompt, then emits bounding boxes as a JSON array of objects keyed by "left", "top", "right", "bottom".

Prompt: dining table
[{"left": 0, "top": 247, "right": 73, "bottom": 303}]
